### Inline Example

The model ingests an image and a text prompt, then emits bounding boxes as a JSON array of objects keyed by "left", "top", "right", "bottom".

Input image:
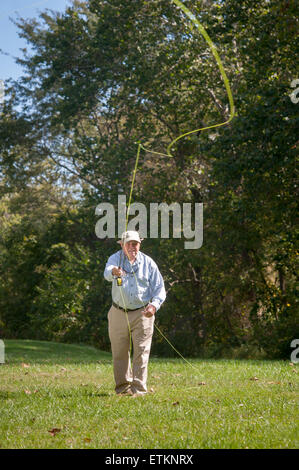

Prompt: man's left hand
[{"left": 142, "top": 304, "right": 156, "bottom": 318}]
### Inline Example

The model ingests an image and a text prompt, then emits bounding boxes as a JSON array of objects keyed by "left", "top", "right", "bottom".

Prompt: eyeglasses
[{"left": 121, "top": 264, "right": 139, "bottom": 275}]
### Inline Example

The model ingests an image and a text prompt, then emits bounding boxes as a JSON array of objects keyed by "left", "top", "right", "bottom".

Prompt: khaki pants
[{"left": 108, "top": 305, "right": 154, "bottom": 394}]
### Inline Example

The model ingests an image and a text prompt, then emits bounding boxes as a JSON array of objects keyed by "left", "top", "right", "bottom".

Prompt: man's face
[{"left": 122, "top": 240, "right": 140, "bottom": 261}]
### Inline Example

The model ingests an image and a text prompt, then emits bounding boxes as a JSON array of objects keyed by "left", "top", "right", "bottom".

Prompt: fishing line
[
  {"left": 117, "top": 252, "right": 200, "bottom": 373},
  {"left": 131, "top": 263, "right": 198, "bottom": 372},
  {"left": 125, "top": 143, "right": 141, "bottom": 231},
  {"left": 132, "top": 0, "right": 235, "bottom": 163},
  {"left": 118, "top": 279, "right": 133, "bottom": 357},
  {"left": 127, "top": 0, "right": 235, "bottom": 217},
  {"left": 118, "top": 0, "right": 235, "bottom": 371},
  {"left": 167, "top": 0, "right": 235, "bottom": 156}
]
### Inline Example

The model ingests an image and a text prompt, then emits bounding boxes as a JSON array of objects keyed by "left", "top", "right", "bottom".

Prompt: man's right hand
[{"left": 112, "top": 267, "right": 124, "bottom": 277}]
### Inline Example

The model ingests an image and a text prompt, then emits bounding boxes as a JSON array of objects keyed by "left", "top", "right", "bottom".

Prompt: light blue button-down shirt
[{"left": 104, "top": 250, "right": 166, "bottom": 311}]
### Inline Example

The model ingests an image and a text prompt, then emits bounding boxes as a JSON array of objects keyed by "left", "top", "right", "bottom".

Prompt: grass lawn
[{"left": 0, "top": 339, "right": 298, "bottom": 449}]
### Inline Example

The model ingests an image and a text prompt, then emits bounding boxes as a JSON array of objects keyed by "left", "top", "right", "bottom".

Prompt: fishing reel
[{"left": 115, "top": 266, "right": 123, "bottom": 286}]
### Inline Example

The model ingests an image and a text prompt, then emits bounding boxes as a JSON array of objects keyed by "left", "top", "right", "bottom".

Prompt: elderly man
[{"left": 104, "top": 231, "right": 166, "bottom": 396}]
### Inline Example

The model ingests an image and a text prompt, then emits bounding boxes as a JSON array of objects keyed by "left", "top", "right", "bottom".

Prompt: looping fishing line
[{"left": 118, "top": 0, "right": 235, "bottom": 372}]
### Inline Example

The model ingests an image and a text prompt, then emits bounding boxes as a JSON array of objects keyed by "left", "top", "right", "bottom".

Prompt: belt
[{"left": 112, "top": 301, "right": 147, "bottom": 312}]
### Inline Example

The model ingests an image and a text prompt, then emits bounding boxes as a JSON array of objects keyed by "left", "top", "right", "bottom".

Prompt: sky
[{"left": 0, "top": 0, "right": 73, "bottom": 82}]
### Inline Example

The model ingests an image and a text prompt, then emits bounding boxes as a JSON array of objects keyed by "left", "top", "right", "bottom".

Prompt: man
[{"left": 104, "top": 230, "right": 166, "bottom": 396}]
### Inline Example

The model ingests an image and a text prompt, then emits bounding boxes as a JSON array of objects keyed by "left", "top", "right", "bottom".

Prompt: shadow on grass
[
  {"left": 3, "top": 339, "right": 112, "bottom": 365},
  {"left": 0, "top": 389, "right": 112, "bottom": 400}
]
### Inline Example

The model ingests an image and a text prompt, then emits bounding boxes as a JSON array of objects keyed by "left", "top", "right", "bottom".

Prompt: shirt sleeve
[
  {"left": 104, "top": 252, "right": 120, "bottom": 282},
  {"left": 148, "top": 260, "right": 166, "bottom": 311}
]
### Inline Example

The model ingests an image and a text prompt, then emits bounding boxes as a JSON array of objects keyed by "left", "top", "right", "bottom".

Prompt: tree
[{"left": 0, "top": 0, "right": 297, "bottom": 357}]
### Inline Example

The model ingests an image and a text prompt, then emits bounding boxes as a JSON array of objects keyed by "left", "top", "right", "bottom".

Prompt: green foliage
[
  {"left": 0, "top": 0, "right": 297, "bottom": 358},
  {"left": 31, "top": 242, "right": 111, "bottom": 350}
]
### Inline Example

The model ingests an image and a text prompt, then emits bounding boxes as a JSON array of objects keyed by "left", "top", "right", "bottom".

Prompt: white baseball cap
[{"left": 117, "top": 230, "right": 143, "bottom": 244}]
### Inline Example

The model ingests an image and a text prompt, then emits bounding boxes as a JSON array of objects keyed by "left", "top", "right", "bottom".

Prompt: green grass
[{"left": 0, "top": 339, "right": 298, "bottom": 449}]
